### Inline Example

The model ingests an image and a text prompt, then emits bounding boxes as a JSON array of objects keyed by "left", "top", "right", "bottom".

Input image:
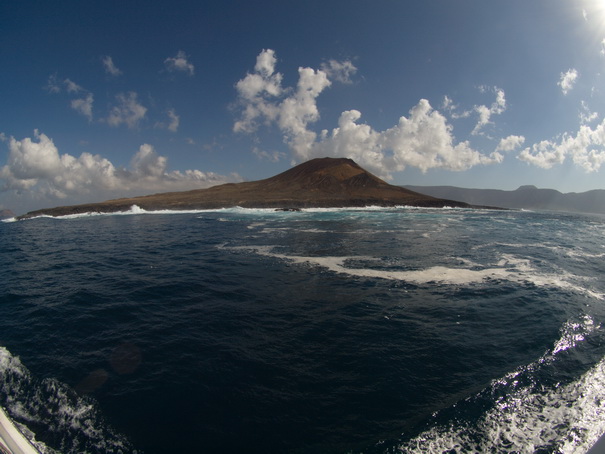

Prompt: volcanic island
[{"left": 17, "top": 157, "right": 489, "bottom": 219}]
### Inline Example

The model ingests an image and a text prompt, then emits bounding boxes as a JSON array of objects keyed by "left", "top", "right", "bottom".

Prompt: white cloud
[
  {"left": 255, "top": 48, "right": 278, "bottom": 76},
  {"left": 3, "top": 131, "right": 62, "bottom": 184},
  {"left": 234, "top": 49, "right": 502, "bottom": 178},
  {"left": 252, "top": 147, "right": 286, "bottom": 162},
  {"left": 311, "top": 101, "right": 502, "bottom": 177},
  {"left": 233, "top": 49, "right": 284, "bottom": 133},
  {"left": 64, "top": 79, "right": 84, "bottom": 94},
  {"left": 45, "top": 74, "right": 62, "bottom": 93},
  {"left": 496, "top": 135, "right": 525, "bottom": 152},
  {"left": 167, "top": 109, "right": 179, "bottom": 132},
  {"left": 45, "top": 76, "right": 94, "bottom": 120},
  {"left": 102, "top": 56, "right": 122, "bottom": 76},
  {"left": 442, "top": 95, "right": 455, "bottom": 112},
  {"left": 0, "top": 132, "right": 241, "bottom": 208},
  {"left": 580, "top": 100, "right": 599, "bottom": 125},
  {"left": 601, "top": 38, "right": 605, "bottom": 56},
  {"left": 518, "top": 118, "right": 605, "bottom": 172},
  {"left": 277, "top": 66, "right": 331, "bottom": 157},
  {"left": 107, "top": 92, "right": 147, "bottom": 129},
  {"left": 558, "top": 69, "right": 578, "bottom": 95},
  {"left": 471, "top": 87, "right": 506, "bottom": 136},
  {"left": 518, "top": 140, "right": 567, "bottom": 169},
  {"left": 131, "top": 144, "right": 167, "bottom": 177},
  {"left": 155, "top": 109, "right": 180, "bottom": 132},
  {"left": 164, "top": 50, "right": 195, "bottom": 75},
  {"left": 71, "top": 93, "right": 94, "bottom": 121},
  {"left": 442, "top": 88, "right": 506, "bottom": 133},
  {"left": 64, "top": 80, "right": 94, "bottom": 120},
  {"left": 320, "top": 59, "right": 357, "bottom": 84}
]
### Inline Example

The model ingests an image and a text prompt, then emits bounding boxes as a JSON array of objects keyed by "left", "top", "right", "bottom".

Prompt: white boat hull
[{"left": 0, "top": 406, "right": 39, "bottom": 454}]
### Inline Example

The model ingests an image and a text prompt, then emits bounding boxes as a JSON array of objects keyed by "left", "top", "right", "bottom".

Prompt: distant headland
[
  {"left": 0, "top": 209, "right": 15, "bottom": 220},
  {"left": 16, "top": 158, "right": 491, "bottom": 219},
  {"left": 404, "top": 184, "right": 605, "bottom": 215}
]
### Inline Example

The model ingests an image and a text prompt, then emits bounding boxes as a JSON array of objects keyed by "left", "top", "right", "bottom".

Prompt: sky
[{"left": 2, "top": 0, "right": 605, "bottom": 214}]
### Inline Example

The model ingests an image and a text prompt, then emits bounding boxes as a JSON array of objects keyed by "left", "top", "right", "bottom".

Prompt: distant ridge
[
  {"left": 0, "top": 209, "right": 14, "bottom": 220},
  {"left": 17, "top": 158, "right": 480, "bottom": 219},
  {"left": 404, "top": 185, "right": 605, "bottom": 215}
]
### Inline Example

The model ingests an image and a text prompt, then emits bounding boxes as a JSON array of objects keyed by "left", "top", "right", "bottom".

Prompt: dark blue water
[{"left": 1, "top": 207, "right": 605, "bottom": 453}]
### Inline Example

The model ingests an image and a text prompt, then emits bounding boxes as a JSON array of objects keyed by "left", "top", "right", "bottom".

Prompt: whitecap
[
  {"left": 17, "top": 204, "right": 497, "bottom": 222},
  {"left": 20, "top": 204, "right": 233, "bottom": 221}
]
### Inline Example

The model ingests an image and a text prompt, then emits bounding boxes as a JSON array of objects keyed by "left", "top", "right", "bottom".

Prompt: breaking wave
[{"left": 15, "top": 204, "right": 494, "bottom": 221}]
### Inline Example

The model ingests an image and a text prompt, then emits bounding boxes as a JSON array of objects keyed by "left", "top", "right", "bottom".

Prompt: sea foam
[
  {"left": 397, "top": 315, "right": 605, "bottom": 453},
  {"left": 226, "top": 245, "right": 604, "bottom": 298}
]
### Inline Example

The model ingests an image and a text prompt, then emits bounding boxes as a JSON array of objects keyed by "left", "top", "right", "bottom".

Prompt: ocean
[{"left": 1, "top": 206, "right": 605, "bottom": 454}]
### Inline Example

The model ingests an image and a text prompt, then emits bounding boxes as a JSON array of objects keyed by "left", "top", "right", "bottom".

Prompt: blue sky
[{"left": 2, "top": 0, "right": 605, "bottom": 213}]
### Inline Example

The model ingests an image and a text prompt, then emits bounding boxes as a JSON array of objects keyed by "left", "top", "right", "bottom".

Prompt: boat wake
[
  {"left": 0, "top": 347, "right": 136, "bottom": 454},
  {"left": 397, "top": 315, "right": 605, "bottom": 453}
]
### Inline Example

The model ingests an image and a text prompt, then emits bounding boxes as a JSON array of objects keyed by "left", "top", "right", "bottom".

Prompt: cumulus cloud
[
  {"left": 496, "top": 135, "right": 525, "bottom": 152},
  {"left": 518, "top": 140, "right": 566, "bottom": 169},
  {"left": 234, "top": 49, "right": 502, "bottom": 178},
  {"left": 310, "top": 101, "right": 502, "bottom": 177},
  {"left": 233, "top": 49, "right": 284, "bottom": 133},
  {"left": 558, "top": 69, "right": 578, "bottom": 95},
  {"left": 278, "top": 67, "right": 331, "bottom": 157},
  {"left": 107, "top": 92, "right": 147, "bottom": 129},
  {"left": 102, "top": 56, "right": 122, "bottom": 76},
  {"left": 71, "top": 93, "right": 94, "bottom": 121},
  {"left": 234, "top": 49, "right": 334, "bottom": 157},
  {"left": 130, "top": 144, "right": 167, "bottom": 178},
  {"left": 518, "top": 119, "right": 605, "bottom": 172},
  {"left": 164, "top": 51, "right": 195, "bottom": 75},
  {"left": 0, "top": 131, "right": 240, "bottom": 206}
]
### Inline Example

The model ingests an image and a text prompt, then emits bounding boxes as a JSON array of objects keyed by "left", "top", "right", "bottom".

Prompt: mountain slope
[{"left": 18, "top": 158, "right": 474, "bottom": 219}]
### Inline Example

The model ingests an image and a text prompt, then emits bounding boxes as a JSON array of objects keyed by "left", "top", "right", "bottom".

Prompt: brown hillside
[{"left": 18, "top": 157, "right": 473, "bottom": 218}]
